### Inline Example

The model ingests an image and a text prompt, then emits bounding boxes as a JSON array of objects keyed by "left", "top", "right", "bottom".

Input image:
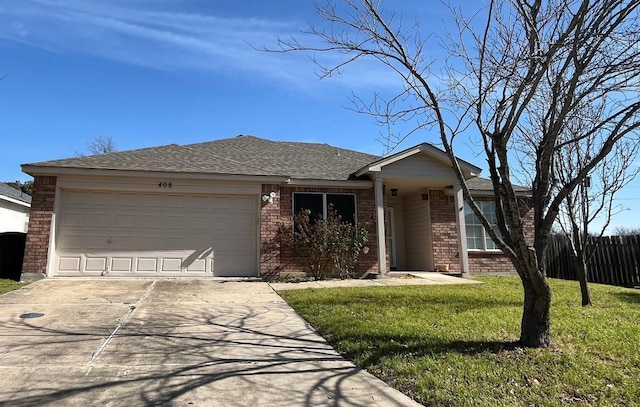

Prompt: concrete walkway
[
  {"left": 0, "top": 279, "right": 423, "bottom": 406},
  {"left": 270, "top": 272, "right": 481, "bottom": 291}
]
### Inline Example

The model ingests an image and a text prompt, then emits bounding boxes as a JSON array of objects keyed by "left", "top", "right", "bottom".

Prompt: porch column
[
  {"left": 374, "top": 176, "right": 387, "bottom": 275},
  {"left": 454, "top": 183, "right": 470, "bottom": 277}
]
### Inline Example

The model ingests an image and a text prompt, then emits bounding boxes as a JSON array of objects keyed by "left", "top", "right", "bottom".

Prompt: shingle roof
[
  {"left": 466, "top": 177, "right": 530, "bottom": 192},
  {"left": 0, "top": 183, "right": 32, "bottom": 204},
  {"left": 24, "top": 135, "right": 380, "bottom": 181},
  {"left": 23, "top": 135, "right": 527, "bottom": 192}
]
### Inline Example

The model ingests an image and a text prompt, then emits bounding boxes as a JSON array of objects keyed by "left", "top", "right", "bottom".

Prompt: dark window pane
[
  {"left": 293, "top": 193, "right": 323, "bottom": 221},
  {"left": 327, "top": 194, "right": 356, "bottom": 224}
]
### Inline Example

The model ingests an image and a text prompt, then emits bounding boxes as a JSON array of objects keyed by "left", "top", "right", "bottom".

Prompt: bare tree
[
  {"left": 88, "top": 135, "right": 117, "bottom": 155},
  {"left": 274, "top": 0, "right": 640, "bottom": 347},
  {"left": 76, "top": 136, "right": 117, "bottom": 157},
  {"left": 613, "top": 225, "right": 640, "bottom": 235},
  {"left": 555, "top": 125, "right": 640, "bottom": 306}
]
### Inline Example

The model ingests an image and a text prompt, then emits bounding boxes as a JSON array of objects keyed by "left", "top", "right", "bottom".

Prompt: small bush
[{"left": 287, "top": 208, "right": 369, "bottom": 280}]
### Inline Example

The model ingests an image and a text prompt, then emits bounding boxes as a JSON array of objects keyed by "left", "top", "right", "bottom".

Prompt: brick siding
[
  {"left": 429, "top": 191, "right": 534, "bottom": 275},
  {"left": 467, "top": 197, "right": 534, "bottom": 274},
  {"left": 259, "top": 184, "right": 282, "bottom": 278},
  {"left": 259, "top": 185, "right": 379, "bottom": 277},
  {"left": 429, "top": 190, "right": 461, "bottom": 272},
  {"left": 21, "top": 176, "right": 57, "bottom": 278}
]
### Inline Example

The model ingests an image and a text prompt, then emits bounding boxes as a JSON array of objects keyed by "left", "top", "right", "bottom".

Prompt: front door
[{"left": 384, "top": 208, "right": 397, "bottom": 269}]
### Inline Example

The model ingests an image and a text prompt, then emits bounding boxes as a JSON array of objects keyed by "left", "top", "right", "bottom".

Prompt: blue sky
[{"left": 0, "top": 0, "right": 639, "bottom": 231}]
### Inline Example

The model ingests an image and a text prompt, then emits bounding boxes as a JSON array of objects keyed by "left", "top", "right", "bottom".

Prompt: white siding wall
[
  {"left": 402, "top": 193, "right": 433, "bottom": 270},
  {"left": 386, "top": 195, "right": 407, "bottom": 269},
  {"left": 381, "top": 155, "right": 458, "bottom": 182},
  {"left": 0, "top": 200, "right": 29, "bottom": 233}
]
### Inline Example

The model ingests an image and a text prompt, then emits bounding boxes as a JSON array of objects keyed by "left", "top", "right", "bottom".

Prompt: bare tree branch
[{"left": 271, "top": 0, "right": 640, "bottom": 347}]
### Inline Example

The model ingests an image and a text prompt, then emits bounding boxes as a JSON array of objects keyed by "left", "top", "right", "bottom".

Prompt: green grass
[
  {"left": 279, "top": 277, "right": 640, "bottom": 406},
  {"left": 0, "top": 278, "right": 28, "bottom": 295}
]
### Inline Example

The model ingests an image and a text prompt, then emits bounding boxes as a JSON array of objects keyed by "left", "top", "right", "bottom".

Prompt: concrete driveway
[{"left": 0, "top": 279, "right": 421, "bottom": 406}]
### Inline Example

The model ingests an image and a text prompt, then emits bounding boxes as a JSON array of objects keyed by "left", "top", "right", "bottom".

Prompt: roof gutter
[
  {"left": 444, "top": 187, "right": 532, "bottom": 198},
  {"left": 0, "top": 195, "right": 31, "bottom": 208},
  {"left": 285, "top": 178, "right": 373, "bottom": 188},
  {"left": 21, "top": 165, "right": 290, "bottom": 183}
]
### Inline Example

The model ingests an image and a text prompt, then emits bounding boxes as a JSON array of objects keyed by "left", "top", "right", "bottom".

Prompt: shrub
[{"left": 289, "top": 208, "right": 369, "bottom": 280}]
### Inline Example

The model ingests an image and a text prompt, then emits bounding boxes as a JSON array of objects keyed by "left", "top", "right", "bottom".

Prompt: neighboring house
[
  {"left": 0, "top": 182, "right": 31, "bottom": 233},
  {"left": 20, "top": 135, "right": 532, "bottom": 280}
]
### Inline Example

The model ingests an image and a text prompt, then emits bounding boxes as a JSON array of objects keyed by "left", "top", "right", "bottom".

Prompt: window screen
[
  {"left": 327, "top": 194, "right": 356, "bottom": 224},
  {"left": 465, "top": 200, "right": 500, "bottom": 250},
  {"left": 293, "top": 193, "right": 323, "bottom": 221},
  {"left": 293, "top": 193, "right": 356, "bottom": 224}
]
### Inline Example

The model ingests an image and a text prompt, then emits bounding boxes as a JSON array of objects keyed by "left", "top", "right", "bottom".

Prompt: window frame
[
  {"left": 292, "top": 192, "right": 358, "bottom": 224},
  {"left": 464, "top": 200, "right": 502, "bottom": 252}
]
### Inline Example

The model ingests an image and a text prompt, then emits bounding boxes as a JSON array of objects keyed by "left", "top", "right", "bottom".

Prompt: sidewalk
[{"left": 270, "top": 272, "right": 481, "bottom": 291}]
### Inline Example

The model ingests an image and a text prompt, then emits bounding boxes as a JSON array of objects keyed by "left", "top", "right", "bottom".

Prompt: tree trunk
[
  {"left": 519, "top": 278, "right": 552, "bottom": 347},
  {"left": 576, "top": 259, "right": 592, "bottom": 306}
]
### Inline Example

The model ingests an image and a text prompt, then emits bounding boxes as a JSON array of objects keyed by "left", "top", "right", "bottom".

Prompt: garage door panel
[
  {"left": 83, "top": 236, "right": 111, "bottom": 250},
  {"left": 209, "top": 215, "right": 232, "bottom": 229},
  {"left": 91, "top": 192, "right": 120, "bottom": 206},
  {"left": 111, "top": 258, "right": 133, "bottom": 272},
  {"left": 86, "top": 257, "right": 108, "bottom": 272},
  {"left": 137, "top": 258, "right": 158, "bottom": 272},
  {"left": 113, "top": 214, "right": 137, "bottom": 228},
  {"left": 58, "top": 257, "right": 81, "bottom": 272},
  {"left": 165, "top": 215, "right": 185, "bottom": 230},
  {"left": 62, "top": 212, "right": 87, "bottom": 227},
  {"left": 58, "top": 234, "right": 85, "bottom": 250},
  {"left": 64, "top": 190, "right": 88, "bottom": 205},
  {"left": 212, "top": 240, "right": 230, "bottom": 252},
  {"left": 161, "top": 258, "right": 182, "bottom": 272},
  {"left": 187, "top": 216, "right": 211, "bottom": 230},
  {"left": 184, "top": 258, "right": 207, "bottom": 272},
  {"left": 55, "top": 190, "right": 257, "bottom": 277},
  {"left": 137, "top": 215, "right": 160, "bottom": 229},
  {"left": 234, "top": 218, "right": 255, "bottom": 232}
]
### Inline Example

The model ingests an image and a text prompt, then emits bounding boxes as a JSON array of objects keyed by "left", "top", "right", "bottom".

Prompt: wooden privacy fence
[{"left": 546, "top": 234, "right": 640, "bottom": 288}]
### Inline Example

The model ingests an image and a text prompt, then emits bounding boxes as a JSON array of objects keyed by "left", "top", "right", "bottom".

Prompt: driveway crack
[{"left": 87, "top": 279, "right": 157, "bottom": 367}]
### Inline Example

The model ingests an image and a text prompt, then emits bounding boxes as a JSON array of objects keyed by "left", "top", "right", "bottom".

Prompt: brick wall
[
  {"left": 21, "top": 176, "right": 57, "bottom": 279},
  {"left": 467, "top": 196, "right": 534, "bottom": 274},
  {"left": 468, "top": 252, "right": 517, "bottom": 273},
  {"left": 429, "top": 189, "right": 460, "bottom": 272},
  {"left": 259, "top": 185, "right": 379, "bottom": 277},
  {"left": 259, "top": 184, "right": 282, "bottom": 278},
  {"left": 429, "top": 191, "right": 535, "bottom": 275}
]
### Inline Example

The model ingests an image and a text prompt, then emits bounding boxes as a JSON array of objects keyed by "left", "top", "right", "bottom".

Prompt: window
[
  {"left": 293, "top": 193, "right": 356, "bottom": 224},
  {"left": 465, "top": 201, "right": 501, "bottom": 250}
]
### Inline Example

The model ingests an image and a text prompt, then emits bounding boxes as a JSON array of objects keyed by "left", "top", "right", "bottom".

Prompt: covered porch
[{"left": 355, "top": 144, "right": 482, "bottom": 277}]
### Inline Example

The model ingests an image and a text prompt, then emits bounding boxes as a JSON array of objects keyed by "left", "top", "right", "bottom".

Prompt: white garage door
[{"left": 54, "top": 190, "right": 258, "bottom": 277}]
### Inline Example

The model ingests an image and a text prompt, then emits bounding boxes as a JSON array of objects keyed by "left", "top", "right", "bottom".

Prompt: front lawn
[
  {"left": 0, "top": 278, "right": 28, "bottom": 295},
  {"left": 279, "top": 277, "right": 640, "bottom": 406}
]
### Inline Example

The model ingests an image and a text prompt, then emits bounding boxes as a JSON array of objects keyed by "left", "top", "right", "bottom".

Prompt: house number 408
[{"left": 158, "top": 182, "right": 173, "bottom": 188}]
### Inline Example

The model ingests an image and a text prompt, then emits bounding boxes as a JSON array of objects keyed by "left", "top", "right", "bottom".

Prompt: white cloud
[
  {"left": 0, "top": 0, "right": 402, "bottom": 92},
  {"left": 10, "top": 22, "right": 28, "bottom": 36}
]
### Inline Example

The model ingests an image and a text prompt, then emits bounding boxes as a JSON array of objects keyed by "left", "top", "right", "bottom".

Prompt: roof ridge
[
  {"left": 281, "top": 140, "right": 380, "bottom": 161},
  {"left": 23, "top": 135, "right": 384, "bottom": 181},
  {"left": 179, "top": 143, "right": 281, "bottom": 175}
]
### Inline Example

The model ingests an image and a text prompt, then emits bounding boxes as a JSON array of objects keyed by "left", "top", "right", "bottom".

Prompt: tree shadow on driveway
[{"left": 0, "top": 301, "right": 418, "bottom": 407}]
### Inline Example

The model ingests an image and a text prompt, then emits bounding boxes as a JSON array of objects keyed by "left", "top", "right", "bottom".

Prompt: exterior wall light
[{"left": 262, "top": 192, "right": 276, "bottom": 204}]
